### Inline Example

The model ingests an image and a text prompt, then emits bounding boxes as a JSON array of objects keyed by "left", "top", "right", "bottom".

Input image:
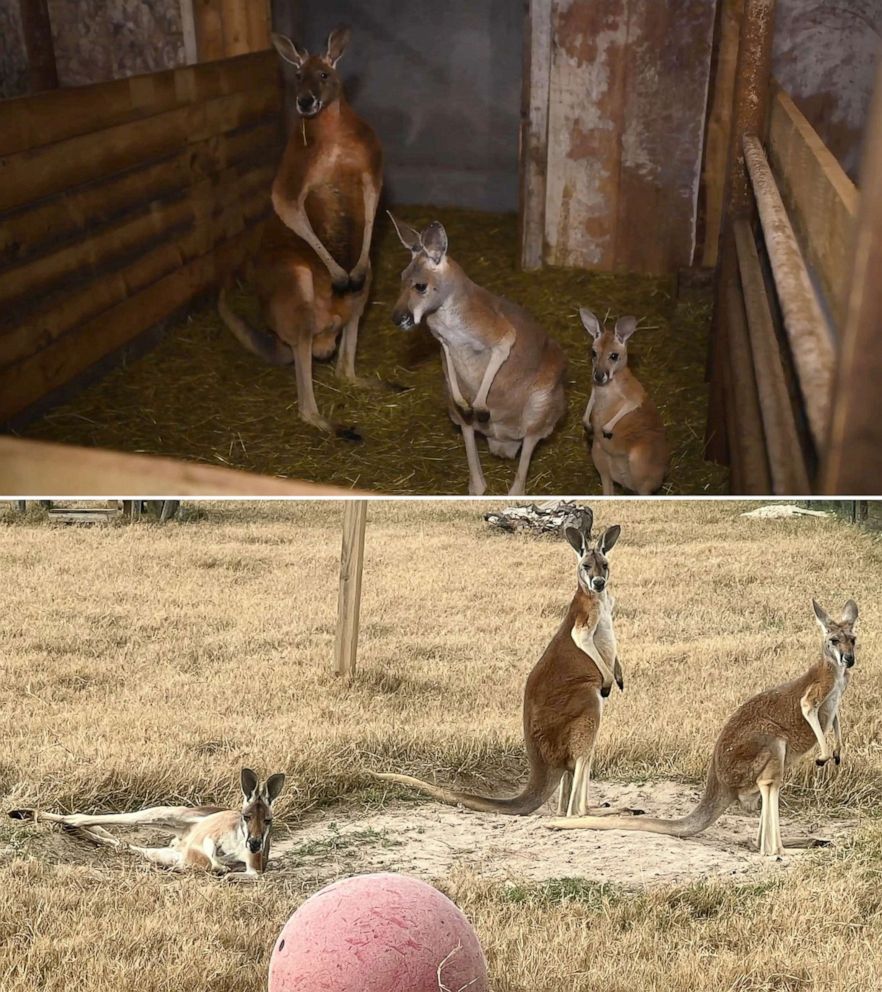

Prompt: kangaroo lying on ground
[
  {"left": 10, "top": 768, "right": 285, "bottom": 877},
  {"left": 372, "top": 522, "right": 640, "bottom": 818},
  {"left": 581, "top": 309, "right": 669, "bottom": 495},
  {"left": 390, "top": 216, "right": 567, "bottom": 495},
  {"left": 219, "top": 25, "right": 382, "bottom": 437},
  {"left": 546, "top": 599, "right": 858, "bottom": 857}
]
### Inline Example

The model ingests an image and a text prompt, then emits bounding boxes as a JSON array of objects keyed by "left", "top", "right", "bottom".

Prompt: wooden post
[
  {"left": 706, "top": 0, "right": 777, "bottom": 468},
  {"left": 18, "top": 0, "right": 58, "bottom": 92},
  {"left": 518, "top": 0, "right": 552, "bottom": 270},
  {"left": 821, "top": 57, "right": 882, "bottom": 496},
  {"left": 179, "top": 1, "right": 199, "bottom": 64},
  {"left": 334, "top": 501, "right": 367, "bottom": 680}
]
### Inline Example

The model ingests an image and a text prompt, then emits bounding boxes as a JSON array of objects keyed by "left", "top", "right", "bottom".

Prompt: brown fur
[
  {"left": 581, "top": 311, "right": 669, "bottom": 495},
  {"left": 371, "top": 525, "right": 628, "bottom": 816},
  {"left": 219, "top": 27, "right": 383, "bottom": 434},
  {"left": 547, "top": 600, "right": 858, "bottom": 856}
]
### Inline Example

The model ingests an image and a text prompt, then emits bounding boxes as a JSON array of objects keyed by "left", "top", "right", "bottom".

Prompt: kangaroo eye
[
  {"left": 610, "top": 352, "right": 619, "bottom": 361},
  {"left": 320, "top": 71, "right": 328, "bottom": 80},
  {"left": 415, "top": 282, "right": 427, "bottom": 292},
  {"left": 591, "top": 350, "right": 597, "bottom": 359}
]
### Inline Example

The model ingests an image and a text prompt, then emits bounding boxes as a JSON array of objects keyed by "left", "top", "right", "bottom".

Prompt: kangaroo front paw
[
  {"left": 615, "top": 673, "right": 624, "bottom": 692},
  {"left": 600, "top": 685, "right": 611, "bottom": 698},
  {"left": 602, "top": 429, "right": 613, "bottom": 440},
  {"left": 347, "top": 268, "right": 367, "bottom": 294},
  {"left": 474, "top": 406, "right": 491, "bottom": 424},
  {"left": 833, "top": 749, "right": 842, "bottom": 765},
  {"left": 331, "top": 271, "right": 351, "bottom": 295},
  {"left": 456, "top": 403, "right": 474, "bottom": 424},
  {"left": 816, "top": 756, "right": 831, "bottom": 767}
]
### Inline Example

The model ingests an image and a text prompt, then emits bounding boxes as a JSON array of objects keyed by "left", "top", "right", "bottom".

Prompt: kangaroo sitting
[
  {"left": 219, "top": 25, "right": 382, "bottom": 437},
  {"left": 581, "top": 309, "right": 669, "bottom": 495},
  {"left": 546, "top": 599, "right": 859, "bottom": 858},
  {"left": 371, "top": 523, "right": 640, "bottom": 819},
  {"left": 10, "top": 768, "right": 286, "bottom": 877},
  {"left": 390, "top": 216, "right": 567, "bottom": 495}
]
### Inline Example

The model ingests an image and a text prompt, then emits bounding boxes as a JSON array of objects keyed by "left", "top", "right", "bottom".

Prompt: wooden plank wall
[
  {"left": 523, "top": 0, "right": 718, "bottom": 275},
  {"left": 768, "top": 85, "right": 858, "bottom": 332},
  {"left": 0, "top": 50, "right": 283, "bottom": 425}
]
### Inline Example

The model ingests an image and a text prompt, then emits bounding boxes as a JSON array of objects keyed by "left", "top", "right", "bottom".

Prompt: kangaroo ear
[
  {"left": 240, "top": 767, "right": 259, "bottom": 799},
  {"left": 841, "top": 599, "right": 858, "bottom": 625},
  {"left": 599, "top": 524, "right": 621, "bottom": 554},
  {"left": 614, "top": 316, "right": 638, "bottom": 342},
  {"left": 388, "top": 212, "right": 422, "bottom": 255},
  {"left": 564, "top": 526, "right": 585, "bottom": 557},
  {"left": 421, "top": 221, "right": 448, "bottom": 265},
  {"left": 326, "top": 24, "right": 351, "bottom": 66},
  {"left": 272, "top": 33, "right": 308, "bottom": 68},
  {"left": 264, "top": 773, "right": 286, "bottom": 804},
  {"left": 580, "top": 308, "right": 602, "bottom": 340},
  {"left": 812, "top": 599, "right": 832, "bottom": 631}
]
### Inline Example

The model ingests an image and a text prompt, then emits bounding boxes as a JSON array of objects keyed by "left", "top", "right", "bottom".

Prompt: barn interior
[{"left": 0, "top": 1, "right": 879, "bottom": 495}]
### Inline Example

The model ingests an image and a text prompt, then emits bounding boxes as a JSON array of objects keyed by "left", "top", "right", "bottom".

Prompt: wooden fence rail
[{"left": 0, "top": 50, "right": 283, "bottom": 426}]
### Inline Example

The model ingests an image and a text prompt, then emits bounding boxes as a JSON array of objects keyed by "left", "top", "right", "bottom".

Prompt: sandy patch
[{"left": 273, "top": 780, "right": 858, "bottom": 889}]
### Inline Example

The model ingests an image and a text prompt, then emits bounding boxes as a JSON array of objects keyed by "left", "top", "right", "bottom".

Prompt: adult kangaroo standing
[
  {"left": 371, "top": 521, "right": 641, "bottom": 818},
  {"left": 219, "top": 25, "right": 383, "bottom": 435},
  {"left": 546, "top": 599, "right": 859, "bottom": 857},
  {"left": 389, "top": 217, "right": 567, "bottom": 495}
]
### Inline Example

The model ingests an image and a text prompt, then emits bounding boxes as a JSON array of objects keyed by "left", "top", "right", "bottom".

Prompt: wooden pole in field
[
  {"left": 335, "top": 501, "right": 367, "bottom": 680},
  {"left": 18, "top": 0, "right": 58, "bottom": 92}
]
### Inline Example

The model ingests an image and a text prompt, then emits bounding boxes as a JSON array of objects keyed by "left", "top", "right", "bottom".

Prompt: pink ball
[{"left": 268, "top": 873, "right": 489, "bottom": 992}]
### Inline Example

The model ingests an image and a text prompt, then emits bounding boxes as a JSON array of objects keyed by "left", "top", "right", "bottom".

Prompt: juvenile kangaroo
[
  {"left": 581, "top": 309, "right": 669, "bottom": 495},
  {"left": 390, "top": 217, "right": 567, "bottom": 495},
  {"left": 547, "top": 599, "right": 859, "bottom": 857},
  {"left": 10, "top": 768, "right": 285, "bottom": 877},
  {"left": 371, "top": 523, "right": 639, "bottom": 818},
  {"left": 219, "top": 25, "right": 382, "bottom": 436}
]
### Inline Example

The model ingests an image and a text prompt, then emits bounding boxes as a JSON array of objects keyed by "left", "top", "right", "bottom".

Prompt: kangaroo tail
[
  {"left": 545, "top": 762, "right": 732, "bottom": 836},
  {"left": 370, "top": 760, "right": 561, "bottom": 816},
  {"left": 218, "top": 289, "right": 293, "bottom": 366}
]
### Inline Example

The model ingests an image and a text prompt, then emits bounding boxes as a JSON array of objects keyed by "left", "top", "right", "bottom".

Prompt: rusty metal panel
[{"left": 543, "top": 0, "right": 717, "bottom": 274}]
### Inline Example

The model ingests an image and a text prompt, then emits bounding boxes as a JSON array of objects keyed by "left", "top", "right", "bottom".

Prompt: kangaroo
[
  {"left": 371, "top": 523, "right": 640, "bottom": 818},
  {"left": 546, "top": 599, "right": 859, "bottom": 858},
  {"left": 581, "top": 309, "right": 669, "bottom": 495},
  {"left": 219, "top": 25, "right": 382, "bottom": 436},
  {"left": 10, "top": 768, "right": 285, "bottom": 877},
  {"left": 390, "top": 216, "right": 567, "bottom": 495}
]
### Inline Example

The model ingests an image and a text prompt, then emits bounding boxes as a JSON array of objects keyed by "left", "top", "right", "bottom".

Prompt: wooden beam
[
  {"left": 723, "top": 249, "right": 771, "bottom": 494},
  {"left": 334, "top": 501, "right": 368, "bottom": 680},
  {"left": 0, "top": 437, "right": 360, "bottom": 496},
  {"left": 179, "top": 1, "right": 199, "bottom": 65},
  {"left": 518, "top": 0, "right": 552, "bottom": 271},
  {"left": 18, "top": 0, "right": 58, "bottom": 92},
  {"left": 701, "top": 0, "right": 744, "bottom": 268},
  {"left": 193, "top": 0, "right": 226, "bottom": 61},
  {"left": 733, "top": 218, "right": 811, "bottom": 493},
  {"left": 822, "top": 58, "right": 882, "bottom": 496},
  {"left": 727, "top": 0, "right": 776, "bottom": 214},
  {"left": 742, "top": 134, "right": 835, "bottom": 452},
  {"left": 768, "top": 86, "right": 858, "bottom": 332}
]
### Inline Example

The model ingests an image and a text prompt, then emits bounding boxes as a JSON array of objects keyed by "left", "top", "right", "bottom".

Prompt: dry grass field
[{"left": 1, "top": 499, "right": 881, "bottom": 991}]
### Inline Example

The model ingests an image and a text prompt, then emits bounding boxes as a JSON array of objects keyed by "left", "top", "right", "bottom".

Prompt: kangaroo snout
[
  {"left": 392, "top": 308, "right": 415, "bottom": 330},
  {"left": 843, "top": 653, "right": 855, "bottom": 667},
  {"left": 297, "top": 95, "right": 319, "bottom": 115},
  {"left": 246, "top": 837, "right": 263, "bottom": 853},
  {"left": 593, "top": 370, "right": 607, "bottom": 385},
  {"left": 592, "top": 577, "right": 606, "bottom": 591}
]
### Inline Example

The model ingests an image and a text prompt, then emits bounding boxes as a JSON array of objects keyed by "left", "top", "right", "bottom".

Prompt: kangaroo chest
[
  {"left": 427, "top": 312, "right": 493, "bottom": 399},
  {"left": 590, "top": 378, "right": 635, "bottom": 426},
  {"left": 818, "top": 675, "right": 847, "bottom": 731}
]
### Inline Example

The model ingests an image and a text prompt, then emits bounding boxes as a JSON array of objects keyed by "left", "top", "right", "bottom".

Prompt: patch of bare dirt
[{"left": 273, "top": 780, "right": 859, "bottom": 889}]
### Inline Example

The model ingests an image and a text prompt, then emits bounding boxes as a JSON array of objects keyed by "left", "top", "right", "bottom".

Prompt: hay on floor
[{"left": 21, "top": 207, "right": 729, "bottom": 495}]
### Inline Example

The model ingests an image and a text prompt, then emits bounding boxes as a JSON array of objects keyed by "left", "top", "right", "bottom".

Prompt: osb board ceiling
[{"left": 542, "top": 0, "right": 717, "bottom": 275}]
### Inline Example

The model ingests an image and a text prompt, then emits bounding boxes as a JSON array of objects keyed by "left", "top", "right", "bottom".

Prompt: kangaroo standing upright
[
  {"left": 371, "top": 522, "right": 640, "bottom": 818},
  {"left": 219, "top": 26, "right": 383, "bottom": 435},
  {"left": 547, "top": 599, "right": 859, "bottom": 857},
  {"left": 390, "top": 217, "right": 567, "bottom": 495},
  {"left": 581, "top": 309, "right": 669, "bottom": 495}
]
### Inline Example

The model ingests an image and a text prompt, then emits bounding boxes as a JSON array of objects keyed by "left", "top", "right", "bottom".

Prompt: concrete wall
[
  {"left": 773, "top": 0, "right": 881, "bottom": 182},
  {"left": 272, "top": 0, "right": 524, "bottom": 212}
]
